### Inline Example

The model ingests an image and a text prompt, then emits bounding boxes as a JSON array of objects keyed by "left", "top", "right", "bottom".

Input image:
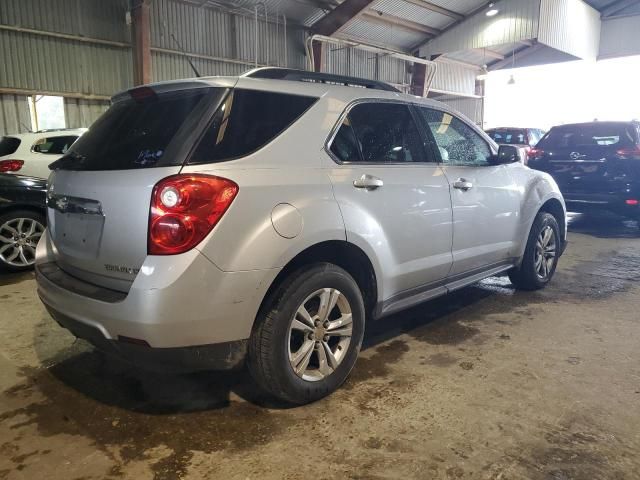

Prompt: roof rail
[{"left": 242, "top": 67, "right": 400, "bottom": 92}]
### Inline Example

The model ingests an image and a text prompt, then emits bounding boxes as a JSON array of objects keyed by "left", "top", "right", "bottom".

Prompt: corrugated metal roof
[
  {"left": 584, "top": 0, "right": 640, "bottom": 13},
  {"left": 371, "top": 0, "right": 455, "bottom": 30},
  {"left": 419, "top": 0, "right": 489, "bottom": 15},
  {"left": 338, "top": 17, "right": 428, "bottom": 50},
  {"left": 196, "top": 0, "right": 327, "bottom": 27}
]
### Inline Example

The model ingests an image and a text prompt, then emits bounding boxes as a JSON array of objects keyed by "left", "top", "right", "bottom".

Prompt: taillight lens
[
  {"left": 616, "top": 146, "right": 640, "bottom": 159},
  {"left": 528, "top": 148, "right": 544, "bottom": 161},
  {"left": 0, "top": 159, "right": 24, "bottom": 172},
  {"left": 149, "top": 174, "right": 238, "bottom": 255}
]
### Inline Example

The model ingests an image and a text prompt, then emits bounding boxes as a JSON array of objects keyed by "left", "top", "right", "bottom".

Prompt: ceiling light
[
  {"left": 486, "top": 3, "right": 499, "bottom": 16},
  {"left": 507, "top": 74, "right": 516, "bottom": 85}
]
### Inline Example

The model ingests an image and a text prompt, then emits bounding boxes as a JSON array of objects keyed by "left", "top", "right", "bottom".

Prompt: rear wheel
[
  {"left": 509, "top": 212, "right": 560, "bottom": 290},
  {"left": 247, "top": 263, "right": 365, "bottom": 405},
  {"left": 0, "top": 210, "right": 45, "bottom": 272}
]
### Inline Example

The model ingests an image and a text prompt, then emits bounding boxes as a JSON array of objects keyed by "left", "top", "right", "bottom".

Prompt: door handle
[
  {"left": 353, "top": 174, "right": 384, "bottom": 190},
  {"left": 453, "top": 178, "right": 473, "bottom": 191}
]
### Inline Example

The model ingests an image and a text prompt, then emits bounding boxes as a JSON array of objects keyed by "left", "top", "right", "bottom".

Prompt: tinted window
[
  {"left": 0, "top": 136, "right": 21, "bottom": 156},
  {"left": 419, "top": 108, "right": 490, "bottom": 166},
  {"left": 33, "top": 135, "right": 78, "bottom": 154},
  {"left": 52, "top": 89, "right": 221, "bottom": 171},
  {"left": 486, "top": 129, "right": 527, "bottom": 145},
  {"left": 539, "top": 124, "right": 636, "bottom": 149},
  {"left": 333, "top": 103, "right": 426, "bottom": 163},
  {"left": 189, "top": 89, "right": 317, "bottom": 164}
]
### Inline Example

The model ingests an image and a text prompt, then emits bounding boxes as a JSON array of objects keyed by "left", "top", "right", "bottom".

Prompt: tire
[
  {"left": 509, "top": 212, "right": 560, "bottom": 291},
  {"left": 0, "top": 210, "right": 45, "bottom": 272},
  {"left": 247, "top": 262, "right": 366, "bottom": 405}
]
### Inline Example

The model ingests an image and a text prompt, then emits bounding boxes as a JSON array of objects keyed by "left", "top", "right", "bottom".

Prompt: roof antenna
[{"left": 170, "top": 32, "right": 202, "bottom": 78}]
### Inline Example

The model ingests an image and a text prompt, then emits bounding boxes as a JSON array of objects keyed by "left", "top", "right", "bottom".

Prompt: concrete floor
[{"left": 1, "top": 214, "right": 640, "bottom": 480}]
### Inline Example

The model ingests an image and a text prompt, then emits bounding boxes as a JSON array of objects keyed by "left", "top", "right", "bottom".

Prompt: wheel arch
[{"left": 257, "top": 240, "right": 378, "bottom": 321}]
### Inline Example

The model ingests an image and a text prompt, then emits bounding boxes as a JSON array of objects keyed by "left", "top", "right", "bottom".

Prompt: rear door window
[
  {"left": 52, "top": 88, "right": 224, "bottom": 171},
  {"left": 329, "top": 102, "right": 429, "bottom": 163},
  {"left": 32, "top": 135, "right": 78, "bottom": 154},
  {"left": 0, "top": 137, "right": 21, "bottom": 157},
  {"left": 189, "top": 89, "right": 317, "bottom": 164}
]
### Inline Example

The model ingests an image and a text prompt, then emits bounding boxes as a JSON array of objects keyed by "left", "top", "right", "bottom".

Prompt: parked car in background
[
  {"left": 486, "top": 127, "right": 545, "bottom": 161},
  {"left": 0, "top": 129, "right": 86, "bottom": 179},
  {"left": 0, "top": 174, "right": 47, "bottom": 271},
  {"left": 528, "top": 121, "right": 640, "bottom": 220},
  {"left": 35, "top": 68, "right": 567, "bottom": 404}
]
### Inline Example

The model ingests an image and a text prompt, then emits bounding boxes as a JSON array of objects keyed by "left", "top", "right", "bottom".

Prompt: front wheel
[
  {"left": 509, "top": 212, "right": 560, "bottom": 290},
  {"left": 247, "top": 263, "right": 365, "bottom": 405}
]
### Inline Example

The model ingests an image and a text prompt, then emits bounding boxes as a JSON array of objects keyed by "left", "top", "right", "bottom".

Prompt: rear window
[
  {"left": 487, "top": 129, "right": 527, "bottom": 145},
  {"left": 188, "top": 89, "right": 317, "bottom": 164},
  {"left": 0, "top": 136, "right": 21, "bottom": 157},
  {"left": 539, "top": 124, "right": 637, "bottom": 149},
  {"left": 51, "top": 89, "right": 223, "bottom": 171},
  {"left": 33, "top": 135, "right": 78, "bottom": 154}
]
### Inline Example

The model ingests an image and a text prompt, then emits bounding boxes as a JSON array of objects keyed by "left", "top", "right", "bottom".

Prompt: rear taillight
[
  {"left": 148, "top": 174, "right": 239, "bottom": 255},
  {"left": 0, "top": 159, "right": 24, "bottom": 172},
  {"left": 616, "top": 146, "right": 640, "bottom": 159},
  {"left": 527, "top": 148, "right": 544, "bottom": 161}
]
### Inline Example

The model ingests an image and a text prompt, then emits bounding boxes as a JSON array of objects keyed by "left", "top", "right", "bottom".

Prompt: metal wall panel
[
  {"left": 438, "top": 96, "right": 483, "bottom": 126},
  {"left": 63, "top": 98, "right": 109, "bottom": 129},
  {"left": 0, "top": 94, "right": 31, "bottom": 135},
  {"left": 539, "top": 0, "right": 601, "bottom": 60},
  {"left": 321, "top": 46, "right": 409, "bottom": 89},
  {"left": 0, "top": 0, "right": 130, "bottom": 42},
  {"left": 151, "top": 0, "right": 307, "bottom": 81},
  {"left": 0, "top": 29, "right": 132, "bottom": 97},
  {"left": 419, "top": 0, "right": 540, "bottom": 55},
  {"left": 339, "top": 17, "right": 427, "bottom": 51},
  {"left": 430, "top": 62, "right": 477, "bottom": 96},
  {"left": 598, "top": 15, "right": 640, "bottom": 60}
]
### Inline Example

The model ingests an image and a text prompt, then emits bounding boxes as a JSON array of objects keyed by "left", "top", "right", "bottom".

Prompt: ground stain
[{"left": 422, "top": 352, "right": 458, "bottom": 368}]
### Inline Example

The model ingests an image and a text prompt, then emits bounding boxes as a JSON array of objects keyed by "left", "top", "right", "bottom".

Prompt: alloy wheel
[
  {"left": 287, "top": 288, "right": 353, "bottom": 382},
  {"left": 534, "top": 225, "right": 556, "bottom": 279},
  {"left": 0, "top": 217, "right": 44, "bottom": 268}
]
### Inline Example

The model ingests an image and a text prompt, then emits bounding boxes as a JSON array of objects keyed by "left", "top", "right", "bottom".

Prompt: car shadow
[
  {"left": 36, "top": 277, "right": 503, "bottom": 413},
  {"left": 567, "top": 212, "right": 640, "bottom": 238}
]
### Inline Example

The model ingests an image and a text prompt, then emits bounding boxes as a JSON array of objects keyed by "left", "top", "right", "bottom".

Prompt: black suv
[{"left": 528, "top": 121, "right": 640, "bottom": 220}]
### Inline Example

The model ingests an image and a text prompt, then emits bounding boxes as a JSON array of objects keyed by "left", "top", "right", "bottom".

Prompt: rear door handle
[
  {"left": 353, "top": 174, "right": 384, "bottom": 190},
  {"left": 453, "top": 178, "right": 473, "bottom": 191}
]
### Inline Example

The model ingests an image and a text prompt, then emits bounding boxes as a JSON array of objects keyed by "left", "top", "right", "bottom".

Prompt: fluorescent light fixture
[{"left": 486, "top": 3, "right": 499, "bottom": 16}]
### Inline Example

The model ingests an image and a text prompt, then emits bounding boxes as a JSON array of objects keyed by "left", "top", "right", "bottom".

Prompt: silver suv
[{"left": 36, "top": 68, "right": 566, "bottom": 404}]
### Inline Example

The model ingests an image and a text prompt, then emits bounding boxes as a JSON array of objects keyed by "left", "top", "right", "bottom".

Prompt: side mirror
[{"left": 489, "top": 145, "right": 524, "bottom": 165}]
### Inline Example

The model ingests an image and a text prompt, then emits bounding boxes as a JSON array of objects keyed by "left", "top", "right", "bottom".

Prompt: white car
[{"left": 0, "top": 129, "right": 86, "bottom": 179}]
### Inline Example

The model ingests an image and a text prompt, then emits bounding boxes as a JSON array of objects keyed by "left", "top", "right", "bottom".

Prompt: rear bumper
[
  {"left": 45, "top": 305, "right": 247, "bottom": 372},
  {"left": 563, "top": 192, "right": 640, "bottom": 217},
  {"left": 36, "top": 231, "right": 280, "bottom": 370}
]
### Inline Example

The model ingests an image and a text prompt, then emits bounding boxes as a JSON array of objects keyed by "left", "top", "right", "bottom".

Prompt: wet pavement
[{"left": 1, "top": 213, "right": 640, "bottom": 479}]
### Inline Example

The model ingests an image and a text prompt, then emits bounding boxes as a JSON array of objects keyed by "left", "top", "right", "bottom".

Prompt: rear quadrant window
[
  {"left": 0, "top": 137, "right": 21, "bottom": 156},
  {"left": 189, "top": 89, "right": 318, "bottom": 164}
]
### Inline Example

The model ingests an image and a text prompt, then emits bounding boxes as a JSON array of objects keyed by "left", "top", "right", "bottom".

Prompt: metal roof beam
[
  {"left": 601, "top": 0, "right": 640, "bottom": 17},
  {"left": 363, "top": 10, "right": 441, "bottom": 36},
  {"left": 399, "top": 0, "right": 464, "bottom": 20},
  {"left": 311, "top": 0, "right": 376, "bottom": 35},
  {"left": 473, "top": 48, "right": 504, "bottom": 60}
]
